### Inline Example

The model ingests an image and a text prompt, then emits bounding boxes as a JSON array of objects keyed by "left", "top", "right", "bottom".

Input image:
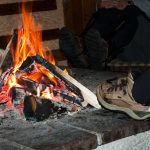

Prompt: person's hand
[
  {"left": 101, "top": 0, "right": 115, "bottom": 9},
  {"left": 112, "top": 0, "right": 129, "bottom": 10},
  {"left": 100, "top": 0, "right": 129, "bottom": 10}
]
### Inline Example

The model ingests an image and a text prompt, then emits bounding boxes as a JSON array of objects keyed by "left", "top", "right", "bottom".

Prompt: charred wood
[
  {"left": 16, "top": 76, "right": 82, "bottom": 107},
  {"left": 10, "top": 87, "right": 26, "bottom": 107},
  {"left": 19, "top": 55, "right": 84, "bottom": 100},
  {"left": 53, "top": 90, "right": 82, "bottom": 106},
  {"left": 0, "top": 31, "right": 18, "bottom": 70},
  {"left": 24, "top": 95, "right": 67, "bottom": 121},
  {"left": 17, "top": 77, "right": 38, "bottom": 95}
]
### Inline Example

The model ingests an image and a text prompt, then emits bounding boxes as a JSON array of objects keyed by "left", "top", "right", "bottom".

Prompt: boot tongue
[{"left": 127, "top": 73, "right": 135, "bottom": 101}]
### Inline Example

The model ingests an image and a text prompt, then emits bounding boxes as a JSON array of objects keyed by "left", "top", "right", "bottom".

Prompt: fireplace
[{"left": 0, "top": 3, "right": 100, "bottom": 121}]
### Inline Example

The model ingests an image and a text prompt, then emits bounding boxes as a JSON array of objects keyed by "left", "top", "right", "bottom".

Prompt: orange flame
[
  {"left": 7, "top": 4, "right": 57, "bottom": 98},
  {"left": 12, "top": 4, "right": 55, "bottom": 73},
  {"left": 0, "top": 3, "right": 61, "bottom": 109}
]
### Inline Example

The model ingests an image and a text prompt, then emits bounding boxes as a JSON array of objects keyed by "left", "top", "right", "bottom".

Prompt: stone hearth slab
[
  {"left": 0, "top": 119, "right": 97, "bottom": 150},
  {"left": 71, "top": 69, "right": 122, "bottom": 93},
  {"left": 60, "top": 109, "right": 150, "bottom": 145},
  {"left": 0, "top": 138, "right": 34, "bottom": 150}
]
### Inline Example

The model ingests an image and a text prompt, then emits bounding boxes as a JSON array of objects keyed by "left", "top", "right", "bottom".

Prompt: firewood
[
  {"left": 10, "top": 87, "right": 26, "bottom": 106},
  {"left": 53, "top": 90, "right": 82, "bottom": 106},
  {"left": 19, "top": 55, "right": 101, "bottom": 109},
  {"left": 55, "top": 65, "right": 101, "bottom": 109},
  {"left": 24, "top": 95, "right": 67, "bottom": 121},
  {"left": 19, "top": 56, "right": 83, "bottom": 98},
  {"left": 17, "top": 76, "right": 83, "bottom": 107},
  {"left": 17, "top": 77, "right": 37, "bottom": 95},
  {"left": 0, "top": 68, "right": 2, "bottom": 76},
  {"left": 0, "top": 33, "right": 16, "bottom": 68}
]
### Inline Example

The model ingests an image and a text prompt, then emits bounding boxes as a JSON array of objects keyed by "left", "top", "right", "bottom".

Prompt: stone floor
[
  {"left": 0, "top": 69, "right": 150, "bottom": 150},
  {"left": 96, "top": 130, "right": 150, "bottom": 150}
]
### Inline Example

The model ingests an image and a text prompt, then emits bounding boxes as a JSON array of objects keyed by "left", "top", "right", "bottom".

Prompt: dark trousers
[
  {"left": 132, "top": 69, "right": 150, "bottom": 106},
  {"left": 83, "top": 6, "right": 141, "bottom": 59}
]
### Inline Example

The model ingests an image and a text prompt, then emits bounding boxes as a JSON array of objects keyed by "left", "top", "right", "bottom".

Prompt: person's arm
[{"left": 109, "top": 5, "right": 141, "bottom": 50}]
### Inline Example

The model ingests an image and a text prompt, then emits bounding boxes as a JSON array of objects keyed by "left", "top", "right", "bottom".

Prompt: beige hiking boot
[{"left": 97, "top": 73, "right": 150, "bottom": 120}]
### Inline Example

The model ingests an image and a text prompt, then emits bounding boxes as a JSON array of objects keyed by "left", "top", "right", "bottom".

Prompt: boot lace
[{"left": 106, "top": 77, "right": 128, "bottom": 95}]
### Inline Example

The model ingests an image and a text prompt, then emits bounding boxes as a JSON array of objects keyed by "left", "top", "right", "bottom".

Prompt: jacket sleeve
[
  {"left": 133, "top": 0, "right": 150, "bottom": 19},
  {"left": 109, "top": 5, "right": 141, "bottom": 50}
]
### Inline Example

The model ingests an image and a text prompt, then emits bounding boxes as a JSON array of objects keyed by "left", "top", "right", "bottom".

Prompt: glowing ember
[
  {"left": 4, "top": 4, "right": 57, "bottom": 102},
  {"left": 0, "top": 3, "right": 83, "bottom": 120}
]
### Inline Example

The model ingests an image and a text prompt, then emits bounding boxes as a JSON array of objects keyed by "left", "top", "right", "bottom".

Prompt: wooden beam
[
  {"left": 0, "top": 28, "right": 60, "bottom": 49},
  {"left": 42, "top": 29, "right": 60, "bottom": 41},
  {"left": 0, "top": 0, "right": 57, "bottom": 16}
]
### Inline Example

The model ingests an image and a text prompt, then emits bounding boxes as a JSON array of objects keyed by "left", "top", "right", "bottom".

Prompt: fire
[
  {"left": 12, "top": 4, "right": 55, "bottom": 72},
  {"left": 0, "top": 3, "right": 83, "bottom": 120},
  {"left": 12, "top": 4, "right": 57, "bottom": 87},
  {"left": 0, "top": 3, "right": 57, "bottom": 106},
  {"left": 63, "top": 69, "right": 69, "bottom": 75},
  {"left": 7, "top": 73, "right": 22, "bottom": 90}
]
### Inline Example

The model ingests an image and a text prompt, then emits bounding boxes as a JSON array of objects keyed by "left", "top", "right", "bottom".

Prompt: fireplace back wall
[{"left": 0, "top": 0, "right": 64, "bottom": 50}]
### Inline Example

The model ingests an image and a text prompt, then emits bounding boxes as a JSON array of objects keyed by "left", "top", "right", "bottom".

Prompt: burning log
[
  {"left": 23, "top": 95, "right": 74, "bottom": 121},
  {"left": 17, "top": 76, "right": 83, "bottom": 107},
  {"left": 10, "top": 87, "right": 26, "bottom": 106},
  {"left": 19, "top": 55, "right": 83, "bottom": 97},
  {"left": 17, "top": 77, "right": 38, "bottom": 95},
  {"left": 24, "top": 95, "right": 56, "bottom": 121},
  {"left": 53, "top": 90, "right": 82, "bottom": 106},
  {"left": 19, "top": 55, "right": 101, "bottom": 109}
]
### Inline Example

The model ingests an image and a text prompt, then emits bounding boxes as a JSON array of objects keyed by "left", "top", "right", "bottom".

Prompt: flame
[
  {"left": 2, "top": 3, "right": 58, "bottom": 103},
  {"left": 7, "top": 73, "right": 22, "bottom": 89},
  {"left": 12, "top": 4, "right": 55, "bottom": 73},
  {"left": 63, "top": 69, "right": 69, "bottom": 75},
  {"left": 0, "top": 3, "right": 82, "bottom": 116}
]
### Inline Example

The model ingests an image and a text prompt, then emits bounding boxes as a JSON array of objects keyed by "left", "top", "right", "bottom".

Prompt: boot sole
[
  {"left": 96, "top": 84, "right": 150, "bottom": 120},
  {"left": 59, "top": 27, "right": 88, "bottom": 68},
  {"left": 84, "top": 29, "right": 107, "bottom": 69},
  {"left": 59, "top": 27, "right": 78, "bottom": 57}
]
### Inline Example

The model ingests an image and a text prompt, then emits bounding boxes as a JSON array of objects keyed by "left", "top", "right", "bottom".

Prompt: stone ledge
[
  {"left": 60, "top": 109, "right": 150, "bottom": 145},
  {"left": 1, "top": 109, "right": 150, "bottom": 149},
  {"left": 0, "top": 138, "right": 34, "bottom": 150},
  {"left": 0, "top": 120, "right": 97, "bottom": 150}
]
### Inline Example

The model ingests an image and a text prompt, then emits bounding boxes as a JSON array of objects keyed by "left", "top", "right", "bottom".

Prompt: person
[
  {"left": 59, "top": 0, "right": 143, "bottom": 70},
  {"left": 116, "top": 0, "right": 150, "bottom": 63},
  {"left": 97, "top": 69, "right": 150, "bottom": 120},
  {"left": 97, "top": 1, "right": 150, "bottom": 117}
]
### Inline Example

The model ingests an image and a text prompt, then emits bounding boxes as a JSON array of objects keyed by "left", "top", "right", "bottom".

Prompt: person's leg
[
  {"left": 83, "top": 28, "right": 108, "bottom": 70},
  {"left": 132, "top": 69, "right": 150, "bottom": 106},
  {"left": 59, "top": 27, "right": 88, "bottom": 68},
  {"left": 96, "top": 72, "right": 150, "bottom": 120}
]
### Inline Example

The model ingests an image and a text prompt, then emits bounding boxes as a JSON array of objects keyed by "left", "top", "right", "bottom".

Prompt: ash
[{"left": 0, "top": 68, "right": 121, "bottom": 124}]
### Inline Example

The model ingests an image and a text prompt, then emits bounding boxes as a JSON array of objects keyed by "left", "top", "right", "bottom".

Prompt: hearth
[{"left": 0, "top": 3, "right": 100, "bottom": 121}]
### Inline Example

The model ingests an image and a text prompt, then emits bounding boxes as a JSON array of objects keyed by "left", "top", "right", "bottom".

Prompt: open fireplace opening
[{"left": 0, "top": 3, "right": 100, "bottom": 121}]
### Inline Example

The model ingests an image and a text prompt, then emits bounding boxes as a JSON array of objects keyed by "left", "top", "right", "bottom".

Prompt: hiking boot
[
  {"left": 59, "top": 27, "right": 88, "bottom": 68},
  {"left": 84, "top": 28, "right": 108, "bottom": 70},
  {"left": 96, "top": 73, "right": 150, "bottom": 120}
]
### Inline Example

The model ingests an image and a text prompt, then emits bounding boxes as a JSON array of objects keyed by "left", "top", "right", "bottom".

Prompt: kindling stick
[
  {"left": 0, "top": 33, "right": 16, "bottom": 68},
  {"left": 19, "top": 55, "right": 101, "bottom": 109},
  {"left": 55, "top": 65, "right": 101, "bottom": 109}
]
